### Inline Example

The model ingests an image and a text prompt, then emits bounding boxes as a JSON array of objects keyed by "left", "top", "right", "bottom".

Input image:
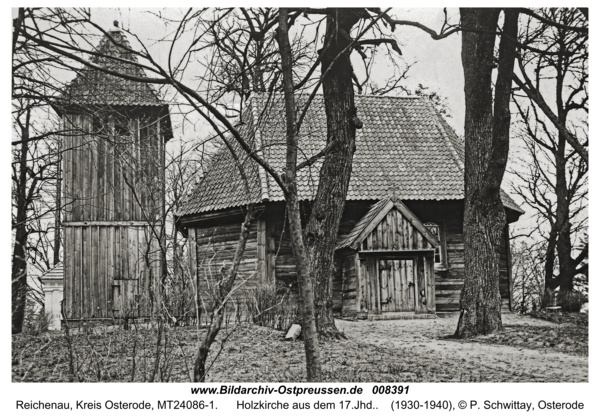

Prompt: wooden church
[
  {"left": 54, "top": 23, "right": 172, "bottom": 320},
  {"left": 177, "top": 93, "right": 523, "bottom": 315}
]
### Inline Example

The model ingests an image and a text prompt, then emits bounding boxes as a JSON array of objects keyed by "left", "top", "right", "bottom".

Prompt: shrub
[
  {"left": 243, "top": 282, "right": 298, "bottom": 331},
  {"left": 540, "top": 289, "right": 556, "bottom": 309},
  {"left": 22, "top": 308, "right": 50, "bottom": 336}
]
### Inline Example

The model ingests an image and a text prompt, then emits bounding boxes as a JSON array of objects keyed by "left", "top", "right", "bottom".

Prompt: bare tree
[
  {"left": 511, "top": 8, "right": 588, "bottom": 298},
  {"left": 12, "top": 9, "right": 70, "bottom": 332}
]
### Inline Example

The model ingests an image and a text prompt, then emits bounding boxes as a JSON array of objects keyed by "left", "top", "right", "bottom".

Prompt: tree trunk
[
  {"left": 278, "top": 9, "right": 322, "bottom": 381},
  {"left": 304, "top": 8, "right": 364, "bottom": 338},
  {"left": 54, "top": 151, "right": 62, "bottom": 265},
  {"left": 12, "top": 118, "right": 29, "bottom": 334},
  {"left": 455, "top": 9, "right": 518, "bottom": 338}
]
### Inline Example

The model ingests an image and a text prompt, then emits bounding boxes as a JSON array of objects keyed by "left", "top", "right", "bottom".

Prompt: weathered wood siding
[
  {"left": 265, "top": 210, "right": 297, "bottom": 287},
  {"left": 340, "top": 253, "right": 358, "bottom": 313},
  {"left": 62, "top": 113, "right": 164, "bottom": 223},
  {"left": 62, "top": 110, "right": 166, "bottom": 320},
  {"left": 186, "top": 200, "right": 513, "bottom": 313},
  {"left": 191, "top": 220, "right": 259, "bottom": 304},
  {"left": 63, "top": 224, "right": 161, "bottom": 319},
  {"left": 358, "top": 209, "right": 434, "bottom": 252},
  {"left": 402, "top": 201, "right": 511, "bottom": 312},
  {"left": 339, "top": 200, "right": 511, "bottom": 312}
]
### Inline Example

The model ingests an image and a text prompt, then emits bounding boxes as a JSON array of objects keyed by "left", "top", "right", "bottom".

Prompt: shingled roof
[
  {"left": 178, "top": 93, "right": 523, "bottom": 217},
  {"left": 59, "top": 26, "right": 166, "bottom": 108}
]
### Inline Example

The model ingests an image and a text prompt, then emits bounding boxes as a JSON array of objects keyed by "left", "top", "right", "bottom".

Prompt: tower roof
[{"left": 60, "top": 26, "right": 165, "bottom": 108}]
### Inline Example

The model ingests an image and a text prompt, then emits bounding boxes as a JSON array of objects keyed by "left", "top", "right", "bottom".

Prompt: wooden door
[
  {"left": 112, "top": 279, "right": 139, "bottom": 318},
  {"left": 379, "top": 259, "right": 416, "bottom": 312}
]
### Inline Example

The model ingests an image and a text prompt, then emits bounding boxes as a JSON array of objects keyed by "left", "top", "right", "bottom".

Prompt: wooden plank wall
[
  {"left": 62, "top": 113, "right": 163, "bottom": 223},
  {"left": 338, "top": 201, "right": 513, "bottom": 313},
  {"left": 63, "top": 225, "right": 160, "bottom": 319},
  {"left": 358, "top": 209, "right": 433, "bottom": 252},
  {"left": 185, "top": 201, "right": 513, "bottom": 314},
  {"left": 191, "top": 221, "right": 259, "bottom": 306},
  {"left": 268, "top": 218, "right": 297, "bottom": 287},
  {"left": 340, "top": 253, "right": 357, "bottom": 314}
]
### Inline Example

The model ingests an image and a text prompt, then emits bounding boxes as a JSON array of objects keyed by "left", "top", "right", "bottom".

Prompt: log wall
[
  {"left": 190, "top": 220, "right": 260, "bottom": 304},
  {"left": 186, "top": 200, "right": 513, "bottom": 313}
]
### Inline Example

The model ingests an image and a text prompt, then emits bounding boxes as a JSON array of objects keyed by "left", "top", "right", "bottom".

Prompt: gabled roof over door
[{"left": 336, "top": 197, "right": 441, "bottom": 252}]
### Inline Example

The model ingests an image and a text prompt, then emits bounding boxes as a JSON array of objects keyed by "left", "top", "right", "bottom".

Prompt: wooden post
[
  {"left": 425, "top": 253, "right": 436, "bottom": 312},
  {"left": 376, "top": 258, "right": 382, "bottom": 314},
  {"left": 355, "top": 254, "right": 362, "bottom": 312}
]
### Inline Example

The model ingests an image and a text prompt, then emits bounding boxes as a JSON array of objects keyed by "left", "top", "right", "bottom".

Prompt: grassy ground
[{"left": 12, "top": 311, "right": 588, "bottom": 383}]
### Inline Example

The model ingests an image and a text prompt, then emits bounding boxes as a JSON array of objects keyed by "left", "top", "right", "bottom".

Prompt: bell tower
[{"left": 56, "top": 23, "right": 172, "bottom": 319}]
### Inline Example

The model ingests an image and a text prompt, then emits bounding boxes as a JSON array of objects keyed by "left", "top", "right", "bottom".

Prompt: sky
[{"left": 85, "top": 7, "right": 466, "bottom": 133}]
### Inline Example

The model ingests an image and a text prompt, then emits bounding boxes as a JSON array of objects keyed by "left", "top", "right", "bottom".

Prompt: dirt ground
[
  {"left": 329, "top": 313, "right": 588, "bottom": 383},
  {"left": 13, "top": 312, "right": 588, "bottom": 383}
]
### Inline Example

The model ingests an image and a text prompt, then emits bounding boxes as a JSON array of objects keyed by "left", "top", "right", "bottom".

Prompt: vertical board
[
  {"left": 63, "top": 228, "right": 72, "bottom": 317},
  {"left": 392, "top": 260, "right": 400, "bottom": 311},
  {"left": 90, "top": 131, "right": 97, "bottom": 221},
  {"left": 98, "top": 226, "right": 106, "bottom": 318},
  {"left": 114, "top": 226, "right": 121, "bottom": 280},
  {"left": 138, "top": 227, "right": 148, "bottom": 316},
  {"left": 390, "top": 211, "right": 397, "bottom": 250},
  {"left": 81, "top": 226, "right": 88, "bottom": 318},
  {"left": 379, "top": 217, "right": 389, "bottom": 249},
  {"left": 121, "top": 226, "right": 129, "bottom": 279},
  {"left": 97, "top": 131, "right": 104, "bottom": 220},
  {"left": 71, "top": 115, "right": 80, "bottom": 221},
  {"left": 376, "top": 258, "right": 382, "bottom": 314},
  {"left": 63, "top": 116, "right": 71, "bottom": 222},
  {"left": 257, "top": 219, "right": 266, "bottom": 284},
  {"left": 114, "top": 122, "right": 122, "bottom": 220},
  {"left": 364, "top": 258, "right": 370, "bottom": 310},
  {"left": 188, "top": 228, "right": 197, "bottom": 288},
  {"left": 106, "top": 131, "right": 114, "bottom": 220},
  {"left": 74, "top": 226, "right": 82, "bottom": 319},
  {"left": 266, "top": 222, "right": 276, "bottom": 283},
  {"left": 355, "top": 254, "right": 362, "bottom": 312},
  {"left": 387, "top": 213, "right": 394, "bottom": 250},
  {"left": 380, "top": 260, "right": 388, "bottom": 311},
  {"left": 408, "top": 259, "right": 416, "bottom": 312},
  {"left": 90, "top": 226, "right": 98, "bottom": 317},
  {"left": 367, "top": 257, "right": 376, "bottom": 311},
  {"left": 415, "top": 255, "right": 426, "bottom": 313},
  {"left": 128, "top": 226, "right": 138, "bottom": 282},
  {"left": 81, "top": 116, "right": 90, "bottom": 221},
  {"left": 426, "top": 254, "right": 436, "bottom": 312},
  {"left": 107, "top": 227, "right": 115, "bottom": 315},
  {"left": 400, "top": 260, "right": 408, "bottom": 311}
]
